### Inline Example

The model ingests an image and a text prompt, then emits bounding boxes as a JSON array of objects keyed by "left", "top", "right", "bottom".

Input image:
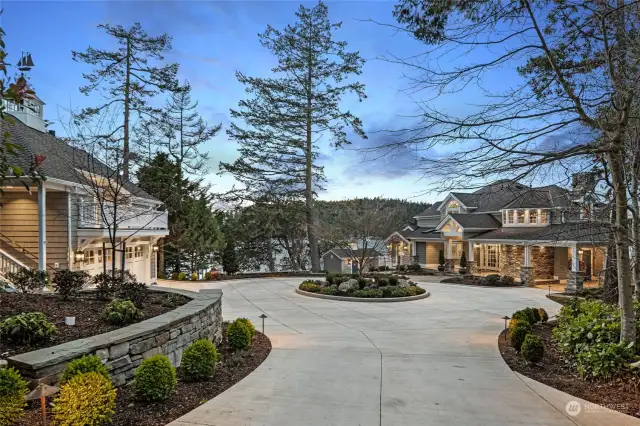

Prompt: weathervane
[{"left": 17, "top": 51, "right": 35, "bottom": 73}]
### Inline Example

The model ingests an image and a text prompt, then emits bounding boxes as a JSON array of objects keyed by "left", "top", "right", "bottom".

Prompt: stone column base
[
  {"left": 444, "top": 259, "right": 454, "bottom": 272},
  {"left": 565, "top": 270, "right": 584, "bottom": 293},
  {"left": 520, "top": 266, "right": 536, "bottom": 287},
  {"left": 465, "top": 261, "right": 476, "bottom": 276}
]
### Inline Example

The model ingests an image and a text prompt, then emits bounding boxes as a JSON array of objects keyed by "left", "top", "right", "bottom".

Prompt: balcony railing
[{"left": 79, "top": 202, "right": 168, "bottom": 230}]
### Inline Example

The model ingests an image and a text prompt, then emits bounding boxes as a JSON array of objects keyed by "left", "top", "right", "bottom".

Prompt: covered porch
[{"left": 385, "top": 232, "right": 414, "bottom": 267}]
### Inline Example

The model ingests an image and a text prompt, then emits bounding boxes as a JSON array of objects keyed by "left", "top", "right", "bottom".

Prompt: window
[
  {"left": 125, "top": 247, "right": 133, "bottom": 259},
  {"left": 529, "top": 210, "right": 538, "bottom": 224},
  {"left": 134, "top": 246, "right": 143, "bottom": 258},
  {"left": 517, "top": 210, "right": 525, "bottom": 224},
  {"left": 541, "top": 211, "right": 549, "bottom": 224},
  {"left": 446, "top": 200, "right": 460, "bottom": 213},
  {"left": 105, "top": 249, "right": 113, "bottom": 262},
  {"left": 97, "top": 249, "right": 103, "bottom": 263},
  {"left": 84, "top": 249, "right": 95, "bottom": 263},
  {"left": 507, "top": 210, "right": 514, "bottom": 224},
  {"left": 451, "top": 241, "right": 463, "bottom": 258}
]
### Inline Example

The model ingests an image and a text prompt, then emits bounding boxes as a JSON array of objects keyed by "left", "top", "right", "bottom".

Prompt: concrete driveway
[{"left": 160, "top": 278, "right": 640, "bottom": 426}]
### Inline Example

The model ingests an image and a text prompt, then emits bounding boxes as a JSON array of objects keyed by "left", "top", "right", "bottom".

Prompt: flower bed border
[
  {"left": 440, "top": 277, "right": 522, "bottom": 288},
  {"left": 295, "top": 287, "right": 431, "bottom": 302}
]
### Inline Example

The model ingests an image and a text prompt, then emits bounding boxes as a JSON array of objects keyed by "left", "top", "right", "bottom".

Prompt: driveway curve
[{"left": 159, "top": 278, "right": 638, "bottom": 426}]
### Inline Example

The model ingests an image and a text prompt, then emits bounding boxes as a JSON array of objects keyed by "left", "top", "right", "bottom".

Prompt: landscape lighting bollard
[
  {"left": 548, "top": 285, "right": 551, "bottom": 295},
  {"left": 259, "top": 313, "right": 267, "bottom": 334},
  {"left": 502, "top": 316, "right": 510, "bottom": 340}
]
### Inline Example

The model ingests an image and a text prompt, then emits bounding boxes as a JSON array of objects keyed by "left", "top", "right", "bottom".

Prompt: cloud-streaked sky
[{"left": 1, "top": 1, "right": 525, "bottom": 203}]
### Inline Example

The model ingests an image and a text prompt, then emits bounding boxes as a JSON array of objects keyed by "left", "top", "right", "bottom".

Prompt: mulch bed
[
  {"left": 0, "top": 292, "right": 189, "bottom": 358},
  {"left": 17, "top": 331, "right": 272, "bottom": 426},
  {"left": 499, "top": 322, "right": 640, "bottom": 418},
  {"left": 441, "top": 277, "right": 520, "bottom": 287}
]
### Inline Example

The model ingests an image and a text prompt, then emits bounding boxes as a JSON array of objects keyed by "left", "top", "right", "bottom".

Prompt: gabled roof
[
  {"left": 503, "top": 185, "right": 571, "bottom": 209},
  {"left": 2, "top": 118, "right": 158, "bottom": 201},
  {"left": 447, "top": 213, "right": 501, "bottom": 229},
  {"left": 470, "top": 223, "right": 610, "bottom": 244},
  {"left": 404, "top": 227, "right": 444, "bottom": 240},
  {"left": 416, "top": 201, "right": 441, "bottom": 217},
  {"left": 323, "top": 248, "right": 383, "bottom": 259}
]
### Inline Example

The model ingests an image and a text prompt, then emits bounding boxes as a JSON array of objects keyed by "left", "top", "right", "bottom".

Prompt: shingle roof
[
  {"left": 2, "top": 118, "right": 158, "bottom": 201},
  {"left": 325, "top": 248, "right": 383, "bottom": 259},
  {"left": 449, "top": 213, "right": 501, "bottom": 229},
  {"left": 469, "top": 223, "right": 610, "bottom": 244},
  {"left": 416, "top": 201, "right": 441, "bottom": 216},
  {"left": 503, "top": 186, "right": 572, "bottom": 209},
  {"left": 405, "top": 227, "right": 443, "bottom": 240}
]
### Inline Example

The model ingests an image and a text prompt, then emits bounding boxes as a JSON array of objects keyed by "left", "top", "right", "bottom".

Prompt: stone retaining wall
[{"left": 7, "top": 288, "right": 222, "bottom": 387}]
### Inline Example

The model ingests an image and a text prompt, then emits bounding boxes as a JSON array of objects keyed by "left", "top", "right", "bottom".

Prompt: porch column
[
  {"left": 444, "top": 240, "right": 453, "bottom": 272},
  {"left": 520, "top": 244, "right": 535, "bottom": 287},
  {"left": 466, "top": 241, "right": 476, "bottom": 275},
  {"left": 411, "top": 241, "right": 417, "bottom": 265},
  {"left": 37, "top": 181, "right": 46, "bottom": 273},
  {"left": 565, "top": 245, "right": 583, "bottom": 293}
]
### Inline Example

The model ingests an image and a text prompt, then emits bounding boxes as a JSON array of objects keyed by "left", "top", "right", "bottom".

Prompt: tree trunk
[
  {"left": 603, "top": 238, "right": 619, "bottom": 304},
  {"left": 123, "top": 37, "right": 131, "bottom": 181},
  {"left": 608, "top": 148, "right": 636, "bottom": 345},
  {"left": 305, "top": 34, "right": 320, "bottom": 273},
  {"left": 267, "top": 232, "right": 275, "bottom": 272},
  {"left": 631, "top": 173, "right": 640, "bottom": 293},
  {"left": 158, "top": 238, "right": 165, "bottom": 277}
]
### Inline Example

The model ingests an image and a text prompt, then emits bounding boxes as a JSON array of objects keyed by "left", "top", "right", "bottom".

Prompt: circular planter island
[{"left": 296, "top": 274, "right": 430, "bottom": 302}]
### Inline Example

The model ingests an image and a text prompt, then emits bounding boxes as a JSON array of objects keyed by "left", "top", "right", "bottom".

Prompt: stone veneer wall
[
  {"left": 8, "top": 288, "right": 222, "bottom": 387},
  {"left": 531, "top": 246, "right": 555, "bottom": 280},
  {"left": 499, "top": 245, "right": 523, "bottom": 279}
]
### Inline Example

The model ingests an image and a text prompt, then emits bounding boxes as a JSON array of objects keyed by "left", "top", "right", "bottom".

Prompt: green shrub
[
  {"left": 459, "top": 251, "right": 467, "bottom": 268},
  {"left": 236, "top": 318, "right": 256, "bottom": 338},
  {"left": 391, "top": 287, "right": 408, "bottom": 297},
  {"left": 320, "top": 286, "right": 338, "bottom": 295},
  {"left": 161, "top": 294, "right": 185, "bottom": 309},
  {"left": 0, "top": 367, "right": 28, "bottom": 426},
  {"left": 438, "top": 249, "right": 445, "bottom": 266},
  {"left": 352, "top": 289, "right": 383, "bottom": 298},
  {"left": 398, "top": 265, "right": 406, "bottom": 272},
  {"left": 102, "top": 299, "right": 142, "bottom": 325},
  {"left": 227, "top": 319, "right": 252, "bottom": 351},
  {"left": 357, "top": 277, "right": 368, "bottom": 289},
  {"left": 521, "top": 334, "right": 544, "bottom": 363},
  {"left": 500, "top": 275, "right": 515, "bottom": 286},
  {"left": 511, "top": 309, "right": 532, "bottom": 326},
  {"left": 116, "top": 276, "right": 148, "bottom": 307},
  {"left": 92, "top": 272, "right": 118, "bottom": 300},
  {"left": 484, "top": 274, "right": 501, "bottom": 286},
  {"left": 407, "top": 263, "right": 421, "bottom": 271},
  {"left": 299, "top": 282, "right": 321, "bottom": 293},
  {"left": 576, "top": 342, "right": 635, "bottom": 379},
  {"left": 53, "top": 371, "right": 116, "bottom": 426},
  {"left": 326, "top": 273, "right": 337, "bottom": 284},
  {"left": 53, "top": 269, "right": 90, "bottom": 300},
  {"left": 171, "top": 272, "right": 179, "bottom": 280},
  {"left": 178, "top": 272, "right": 187, "bottom": 281},
  {"left": 158, "top": 271, "right": 167, "bottom": 280},
  {"left": 133, "top": 355, "right": 177, "bottom": 402},
  {"left": 538, "top": 308, "right": 549, "bottom": 323},
  {"left": 378, "top": 278, "right": 389, "bottom": 287},
  {"left": 526, "top": 307, "right": 540, "bottom": 323},
  {"left": 405, "top": 286, "right": 418, "bottom": 296},
  {"left": 61, "top": 355, "right": 110, "bottom": 385},
  {"left": 181, "top": 339, "right": 219, "bottom": 381},
  {"left": 381, "top": 286, "right": 394, "bottom": 297},
  {"left": 388, "top": 276, "right": 399, "bottom": 286},
  {"left": 6, "top": 268, "right": 47, "bottom": 293},
  {"left": 0, "top": 312, "right": 57, "bottom": 344},
  {"left": 509, "top": 323, "right": 532, "bottom": 352},
  {"left": 191, "top": 272, "right": 198, "bottom": 281}
]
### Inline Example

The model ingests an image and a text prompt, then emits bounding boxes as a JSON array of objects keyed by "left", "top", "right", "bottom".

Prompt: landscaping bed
[
  {"left": 441, "top": 274, "right": 520, "bottom": 287},
  {"left": 14, "top": 330, "right": 271, "bottom": 426},
  {"left": 499, "top": 323, "right": 640, "bottom": 418},
  {"left": 0, "top": 291, "right": 189, "bottom": 358},
  {"left": 297, "top": 273, "right": 428, "bottom": 299},
  {"left": 499, "top": 301, "right": 640, "bottom": 418}
]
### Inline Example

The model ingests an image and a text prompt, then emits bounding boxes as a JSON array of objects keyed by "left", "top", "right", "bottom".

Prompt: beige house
[
  {"left": 386, "top": 180, "right": 609, "bottom": 291},
  {"left": 0, "top": 82, "right": 168, "bottom": 284}
]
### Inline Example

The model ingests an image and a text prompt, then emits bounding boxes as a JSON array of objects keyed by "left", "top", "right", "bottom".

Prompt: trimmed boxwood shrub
[
  {"left": 53, "top": 372, "right": 116, "bottom": 426},
  {"left": 320, "top": 286, "right": 338, "bottom": 295},
  {"left": 391, "top": 287, "right": 408, "bottom": 297},
  {"left": 102, "top": 299, "right": 142, "bottom": 325},
  {"left": 0, "top": 367, "right": 28, "bottom": 426},
  {"left": 53, "top": 269, "right": 90, "bottom": 300},
  {"left": 0, "top": 312, "right": 57, "bottom": 344},
  {"left": 521, "top": 334, "right": 544, "bottom": 363},
  {"left": 182, "top": 339, "right": 219, "bottom": 381},
  {"left": 178, "top": 272, "right": 187, "bottom": 281},
  {"left": 388, "top": 276, "right": 399, "bottom": 286},
  {"left": 378, "top": 278, "right": 389, "bottom": 287},
  {"left": 227, "top": 319, "right": 252, "bottom": 351},
  {"left": 538, "top": 308, "right": 549, "bottom": 323},
  {"left": 133, "top": 355, "right": 177, "bottom": 402},
  {"left": 500, "top": 275, "right": 515, "bottom": 286},
  {"left": 61, "top": 355, "right": 110, "bottom": 385},
  {"left": 299, "top": 282, "right": 321, "bottom": 293},
  {"left": 352, "top": 289, "right": 383, "bottom": 298},
  {"left": 484, "top": 274, "right": 501, "bottom": 286},
  {"left": 236, "top": 318, "right": 256, "bottom": 338},
  {"left": 509, "top": 322, "right": 532, "bottom": 352}
]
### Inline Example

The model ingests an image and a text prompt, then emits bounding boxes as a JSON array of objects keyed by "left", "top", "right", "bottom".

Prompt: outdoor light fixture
[
  {"left": 259, "top": 313, "right": 268, "bottom": 334},
  {"left": 26, "top": 383, "right": 59, "bottom": 425},
  {"left": 152, "top": 245, "right": 159, "bottom": 252},
  {"left": 74, "top": 250, "right": 85, "bottom": 263},
  {"left": 502, "top": 316, "right": 510, "bottom": 340}
]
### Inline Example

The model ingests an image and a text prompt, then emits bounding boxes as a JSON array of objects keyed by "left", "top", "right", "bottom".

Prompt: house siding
[
  {"left": 416, "top": 216, "right": 440, "bottom": 228},
  {"left": 323, "top": 253, "right": 344, "bottom": 274},
  {"left": 415, "top": 242, "right": 426, "bottom": 264},
  {"left": 0, "top": 190, "right": 69, "bottom": 271},
  {"left": 425, "top": 242, "right": 444, "bottom": 265}
]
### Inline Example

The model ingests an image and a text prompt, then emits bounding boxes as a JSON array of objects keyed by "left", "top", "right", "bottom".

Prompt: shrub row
[{"left": 508, "top": 307, "right": 547, "bottom": 363}]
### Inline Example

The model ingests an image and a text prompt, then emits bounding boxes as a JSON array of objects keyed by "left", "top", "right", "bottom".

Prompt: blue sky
[{"left": 1, "top": 1, "right": 526, "bottom": 203}]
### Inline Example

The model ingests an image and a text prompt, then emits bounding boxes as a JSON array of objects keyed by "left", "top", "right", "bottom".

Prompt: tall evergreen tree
[
  {"left": 220, "top": 2, "right": 367, "bottom": 272},
  {"left": 72, "top": 22, "right": 178, "bottom": 180},
  {"left": 159, "top": 81, "right": 222, "bottom": 176}
]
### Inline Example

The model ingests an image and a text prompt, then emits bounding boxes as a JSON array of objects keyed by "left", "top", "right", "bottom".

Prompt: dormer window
[
  {"left": 541, "top": 211, "right": 549, "bottom": 224},
  {"left": 507, "top": 210, "right": 514, "bottom": 224},
  {"left": 529, "top": 210, "right": 538, "bottom": 224},
  {"left": 446, "top": 200, "right": 460, "bottom": 213},
  {"left": 517, "top": 210, "right": 525, "bottom": 224}
]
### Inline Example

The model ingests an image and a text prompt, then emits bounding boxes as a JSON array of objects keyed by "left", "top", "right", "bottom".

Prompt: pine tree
[
  {"left": 220, "top": 2, "right": 367, "bottom": 272},
  {"left": 72, "top": 22, "right": 178, "bottom": 180},
  {"left": 222, "top": 240, "right": 239, "bottom": 274},
  {"left": 158, "top": 81, "right": 222, "bottom": 176}
]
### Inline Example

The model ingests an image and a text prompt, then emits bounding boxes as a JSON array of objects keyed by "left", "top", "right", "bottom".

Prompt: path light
[
  {"left": 548, "top": 285, "right": 551, "bottom": 295},
  {"left": 26, "top": 383, "right": 59, "bottom": 425},
  {"left": 64, "top": 316, "right": 75, "bottom": 326},
  {"left": 502, "top": 316, "right": 510, "bottom": 340},
  {"left": 259, "top": 313, "right": 268, "bottom": 334}
]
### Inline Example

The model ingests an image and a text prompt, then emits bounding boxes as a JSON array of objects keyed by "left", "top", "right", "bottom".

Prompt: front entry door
[{"left": 480, "top": 244, "right": 500, "bottom": 270}]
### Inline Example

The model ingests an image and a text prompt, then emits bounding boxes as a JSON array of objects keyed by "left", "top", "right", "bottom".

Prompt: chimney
[
  {"left": 48, "top": 130, "right": 55, "bottom": 137},
  {"left": 571, "top": 172, "right": 596, "bottom": 193}
]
